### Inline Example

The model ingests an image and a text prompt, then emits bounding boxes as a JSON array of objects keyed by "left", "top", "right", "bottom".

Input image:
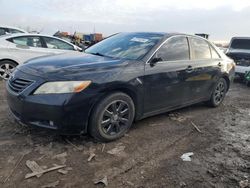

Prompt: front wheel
[
  {"left": 89, "top": 92, "right": 135, "bottom": 142},
  {"left": 207, "top": 78, "right": 228, "bottom": 107},
  {"left": 0, "top": 60, "right": 17, "bottom": 80}
]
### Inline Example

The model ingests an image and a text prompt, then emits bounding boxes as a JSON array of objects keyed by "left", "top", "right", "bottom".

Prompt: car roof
[
  {"left": 112, "top": 32, "right": 206, "bottom": 41},
  {"left": 0, "top": 25, "right": 27, "bottom": 33},
  {"left": 231, "top": 37, "right": 250, "bottom": 40},
  {"left": 1, "top": 33, "right": 76, "bottom": 46},
  {"left": 121, "top": 32, "right": 206, "bottom": 39}
]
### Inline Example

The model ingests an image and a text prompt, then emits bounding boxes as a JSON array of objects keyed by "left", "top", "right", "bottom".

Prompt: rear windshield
[{"left": 230, "top": 39, "right": 250, "bottom": 50}]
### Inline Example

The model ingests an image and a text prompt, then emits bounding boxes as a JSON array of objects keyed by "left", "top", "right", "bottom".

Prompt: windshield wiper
[
  {"left": 88, "top": 52, "right": 105, "bottom": 57},
  {"left": 87, "top": 52, "right": 115, "bottom": 59}
]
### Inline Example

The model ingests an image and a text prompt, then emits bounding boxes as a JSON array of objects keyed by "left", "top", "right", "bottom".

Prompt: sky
[{"left": 1, "top": 0, "right": 250, "bottom": 41}]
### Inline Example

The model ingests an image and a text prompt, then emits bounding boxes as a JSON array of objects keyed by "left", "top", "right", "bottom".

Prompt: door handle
[{"left": 185, "top": 65, "right": 193, "bottom": 73}]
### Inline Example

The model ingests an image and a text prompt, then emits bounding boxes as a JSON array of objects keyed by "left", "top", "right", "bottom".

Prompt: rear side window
[
  {"left": 156, "top": 36, "right": 190, "bottom": 61},
  {"left": 190, "top": 38, "right": 211, "bottom": 59},
  {"left": 43, "top": 37, "right": 74, "bottom": 50},
  {"left": 210, "top": 46, "right": 220, "bottom": 59},
  {"left": 10, "top": 36, "right": 42, "bottom": 47}
]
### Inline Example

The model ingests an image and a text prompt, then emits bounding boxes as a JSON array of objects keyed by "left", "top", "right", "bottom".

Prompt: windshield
[
  {"left": 231, "top": 39, "right": 250, "bottom": 50},
  {"left": 85, "top": 33, "right": 164, "bottom": 60}
]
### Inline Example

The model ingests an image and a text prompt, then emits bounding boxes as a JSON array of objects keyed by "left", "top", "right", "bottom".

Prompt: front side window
[
  {"left": 43, "top": 37, "right": 74, "bottom": 50},
  {"left": 85, "top": 33, "right": 164, "bottom": 60},
  {"left": 190, "top": 37, "right": 211, "bottom": 59},
  {"left": 11, "top": 36, "right": 42, "bottom": 47},
  {"left": 156, "top": 36, "right": 190, "bottom": 61},
  {"left": 210, "top": 46, "right": 220, "bottom": 59}
]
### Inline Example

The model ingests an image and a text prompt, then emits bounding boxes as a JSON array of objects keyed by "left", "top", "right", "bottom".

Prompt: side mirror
[{"left": 150, "top": 57, "right": 162, "bottom": 67}]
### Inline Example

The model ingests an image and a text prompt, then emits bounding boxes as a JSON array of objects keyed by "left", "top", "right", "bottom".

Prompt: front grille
[
  {"left": 8, "top": 78, "right": 34, "bottom": 93},
  {"left": 236, "top": 60, "right": 250, "bottom": 67}
]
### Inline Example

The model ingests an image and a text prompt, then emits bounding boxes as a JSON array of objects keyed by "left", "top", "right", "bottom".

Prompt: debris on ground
[
  {"left": 239, "top": 179, "right": 249, "bottom": 188},
  {"left": 41, "top": 180, "right": 59, "bottom": 188},
  {"left": 191, "top": 121, "right": 202, "bottom": 133},
  {"left": 65, "top": 139, "right": 83, "bottom": 151},
  {"left": 87, "top": 153, "right": 96, "bottom": 162},
  {"left": 58, "top": 169, "right": 68, "bottom": 175},
  {"left": 94, "top": 176, "right": 108, "bottom": 187},
  {"left": 26, "top": 160, "right": 44, "bottom": 178},
  {"left": 52, "top": 152, "right": 67, "bottom": 164},
  {"left": 126, "top": 181, "right": 135, "bottom": 186},
  {"left": 180, "top": 182, "right": 187, "bottom": 187},
  {"left": 65, "top": 167, "right": 73, "bottom": 171},
  {"left": 180, "top": 152, "right": 194, "bottom": 162},
  {"left": 168, "top": 112, "right": 187, "bottom": 122},
  {"left": 107, "top": 144, "right": 126, "bottom": 156},
  {"left": 25, "top": 164, "right": 66, "bottom": 179},
  {"left": 3, "top": 153, "right": 26, "bottom": 183},
  {"left": 101, "top": 144, "right": 106, "bottom": 152}
]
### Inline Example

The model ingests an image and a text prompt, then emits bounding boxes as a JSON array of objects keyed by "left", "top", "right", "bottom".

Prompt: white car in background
[
  {"left": 0, "top": 34, "right": 82, "bottom": 79},
  {"left": 0, "top": 25, "right": 27, "bottom": 36}
]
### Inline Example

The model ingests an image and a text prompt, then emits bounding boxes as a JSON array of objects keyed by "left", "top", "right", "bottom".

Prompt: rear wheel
[
  {"left": 0, "top": 60, "right": 17, "bottom": 80},
  {"left": 207, "top": 78, "right": 228, "bottom": 107},
  {"left": 89, "top": 92, "right": 135, "bottom": 142}
]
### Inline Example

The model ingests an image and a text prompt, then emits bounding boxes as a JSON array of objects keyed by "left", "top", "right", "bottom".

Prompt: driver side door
[{"left": 143, "top": 36, "right": 194, "bottom": 114}]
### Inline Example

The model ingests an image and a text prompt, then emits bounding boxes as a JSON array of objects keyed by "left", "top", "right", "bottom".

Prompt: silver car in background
[
  {"left": 0, "top": 34, "right": 82, "bottom": 79},
  {"left": 0, "top": 25, "right": 27, "bottom": 36}
]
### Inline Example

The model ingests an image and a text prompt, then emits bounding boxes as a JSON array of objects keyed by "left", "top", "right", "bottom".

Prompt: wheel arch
[
  {"left": 0, "top": 58, "right": 19, "bottom": 66},
  {"left": 87, "top": 84, "right": 143, "bottom": 133},
  {"left": 100, "top": 85, "right": 143, "bottom": 119},
  {"left": 221, "top": 74, "right": 230, "bottom": 91}
]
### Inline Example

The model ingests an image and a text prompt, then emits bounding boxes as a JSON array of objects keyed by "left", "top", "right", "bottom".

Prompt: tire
[
  {"left": 207, "top": 78, "right": 228, "bottom": 107},
  {"left": 0, "top": 60, "right": 17, "bottom": 80},
  {"left": 89, "top": 92, "right": 135, "bottom": 142}
]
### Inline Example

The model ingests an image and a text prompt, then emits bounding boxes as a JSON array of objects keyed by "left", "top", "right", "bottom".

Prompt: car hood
[
  {"left": 17, "top": 53, "right": 127, "bottom": 79},
  {"left": 227, "top": 49, "right": 250, "bottom": 60}
]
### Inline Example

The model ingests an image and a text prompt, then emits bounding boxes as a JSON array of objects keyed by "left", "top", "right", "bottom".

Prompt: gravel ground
[{"left": 0, "top": 80, "right": 249, "bottom": 188}]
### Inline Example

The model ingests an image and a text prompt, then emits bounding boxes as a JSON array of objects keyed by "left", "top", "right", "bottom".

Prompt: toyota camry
[{"left": 6, "top": 32, "right": 235, "bottom": 142}]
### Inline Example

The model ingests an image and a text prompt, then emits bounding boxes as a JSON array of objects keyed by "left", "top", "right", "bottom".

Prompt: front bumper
[
  {"left": 235, "top": 65, "right": 250, "bottom": 74},
  {"left": 6, "top": 72, "right": 98, "bottom": 135}
]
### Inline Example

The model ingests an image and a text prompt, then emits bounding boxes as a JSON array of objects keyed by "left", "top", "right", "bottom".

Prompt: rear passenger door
[
  {"left": 188, "top": 37, "right": 222, "bottom": 100},
  {"left": 7, "top": 36, "right": 53, "bottom": 63}
]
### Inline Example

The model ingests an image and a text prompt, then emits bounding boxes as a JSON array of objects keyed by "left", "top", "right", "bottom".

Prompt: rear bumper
[{"left": 6, "top": 84, "right": 98, "bottom": 135}]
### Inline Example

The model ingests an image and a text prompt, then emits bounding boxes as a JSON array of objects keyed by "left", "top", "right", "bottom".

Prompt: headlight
[{"left": 33, "top": 81, "right": 91, "bottom": 94}]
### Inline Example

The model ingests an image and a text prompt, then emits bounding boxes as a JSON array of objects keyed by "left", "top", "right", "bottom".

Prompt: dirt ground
[{"left": 0, "top": 80, "right": 249, "bottom": 188}]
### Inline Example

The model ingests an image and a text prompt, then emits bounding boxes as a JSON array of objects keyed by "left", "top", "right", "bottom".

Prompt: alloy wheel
[
  {"left": 100, "top": 100, "right": 130, "bottom": 136},
  {"left": 214, "top": 81, "right": 226, "bottom": 105},
  {"left": 0, "top": 63, "right": 15, "bottom": 80}
]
